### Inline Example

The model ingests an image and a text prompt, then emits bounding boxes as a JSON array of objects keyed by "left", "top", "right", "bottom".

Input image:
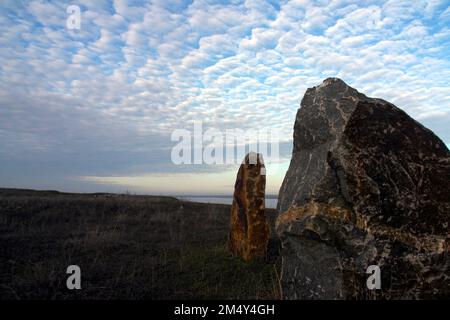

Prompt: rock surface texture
[
  {"left": 277, "top": 78, "right": 450, "bottom": 299},
  {"left": 228, "top": 152, "right": 270, "bottom": 261}
]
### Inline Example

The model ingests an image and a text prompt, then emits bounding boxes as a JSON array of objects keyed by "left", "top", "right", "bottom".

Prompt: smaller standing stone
[{"left": 228, "top": 152, "right": 270, "bottom": 261}]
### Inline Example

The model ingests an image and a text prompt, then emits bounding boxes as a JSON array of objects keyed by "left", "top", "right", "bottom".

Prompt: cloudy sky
[{"left": 0, "top": 0, "right": 449, "bottom": 195}]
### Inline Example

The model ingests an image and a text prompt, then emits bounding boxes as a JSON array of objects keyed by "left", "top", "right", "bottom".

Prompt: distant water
[{"left": 178, "top": 196, "right": 278, "bottom": 209}]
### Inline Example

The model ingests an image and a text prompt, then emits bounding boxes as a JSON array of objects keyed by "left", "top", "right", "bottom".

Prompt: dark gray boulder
[{"left": 276, "top": 78, "right": 450, "bottom": 299}]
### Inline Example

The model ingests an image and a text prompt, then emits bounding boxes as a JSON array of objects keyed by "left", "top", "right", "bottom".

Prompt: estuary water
[{"left": 178, "top": 196, "right": 278, "bottom": 209}]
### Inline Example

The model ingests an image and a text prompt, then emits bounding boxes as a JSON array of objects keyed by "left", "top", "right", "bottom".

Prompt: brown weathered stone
[{"left": 228, "top": 152, "right": 270, "bottom": 261}]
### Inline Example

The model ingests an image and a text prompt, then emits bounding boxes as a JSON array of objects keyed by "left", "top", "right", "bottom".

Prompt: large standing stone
[
  {"left": 228, "top": 152, "right": 270, "bottom": 261},
  {"left": 277, "top": 78, "right": 450, "bottom": 299}
]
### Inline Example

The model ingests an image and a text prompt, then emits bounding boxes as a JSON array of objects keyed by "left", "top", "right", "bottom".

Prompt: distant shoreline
[
  {"left": 0, "top": 187, "right": 279, "bottom": 199},
  {"left": 0, "top": 187, "right": 279, "bottom": 209},
  {"left": 176, "top": 194, "right": 279, "bottom": 199},
  {"left": 178, "top": 195, "right": 278, "bottom": 209}
]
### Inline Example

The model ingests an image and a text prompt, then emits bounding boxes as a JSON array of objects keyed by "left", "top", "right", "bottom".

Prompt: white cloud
[{"left": 0, "top": 0, "right": 448, "bottom": 193}]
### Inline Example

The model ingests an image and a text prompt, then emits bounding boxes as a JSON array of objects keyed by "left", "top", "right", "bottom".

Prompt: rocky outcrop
[
  {"left": 228, "top": 152, "right": 270, "bottom": 261},
  {"left": 277, "top": 78, "right": 450, "bottom": 299}
]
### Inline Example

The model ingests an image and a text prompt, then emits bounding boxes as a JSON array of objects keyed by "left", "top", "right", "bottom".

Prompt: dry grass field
[{"left": 0, "top": 188, "right": 280, "bottom": 300}]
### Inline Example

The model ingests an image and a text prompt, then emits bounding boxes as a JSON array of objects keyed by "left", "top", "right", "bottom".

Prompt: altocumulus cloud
[{"left": 0, "top": 0, "right": 449, "bottom": 194}]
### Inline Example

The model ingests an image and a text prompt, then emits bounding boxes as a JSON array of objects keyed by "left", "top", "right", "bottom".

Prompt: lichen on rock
[{"left": 228, "top": 152, "right": 270, "bottom": 261}]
